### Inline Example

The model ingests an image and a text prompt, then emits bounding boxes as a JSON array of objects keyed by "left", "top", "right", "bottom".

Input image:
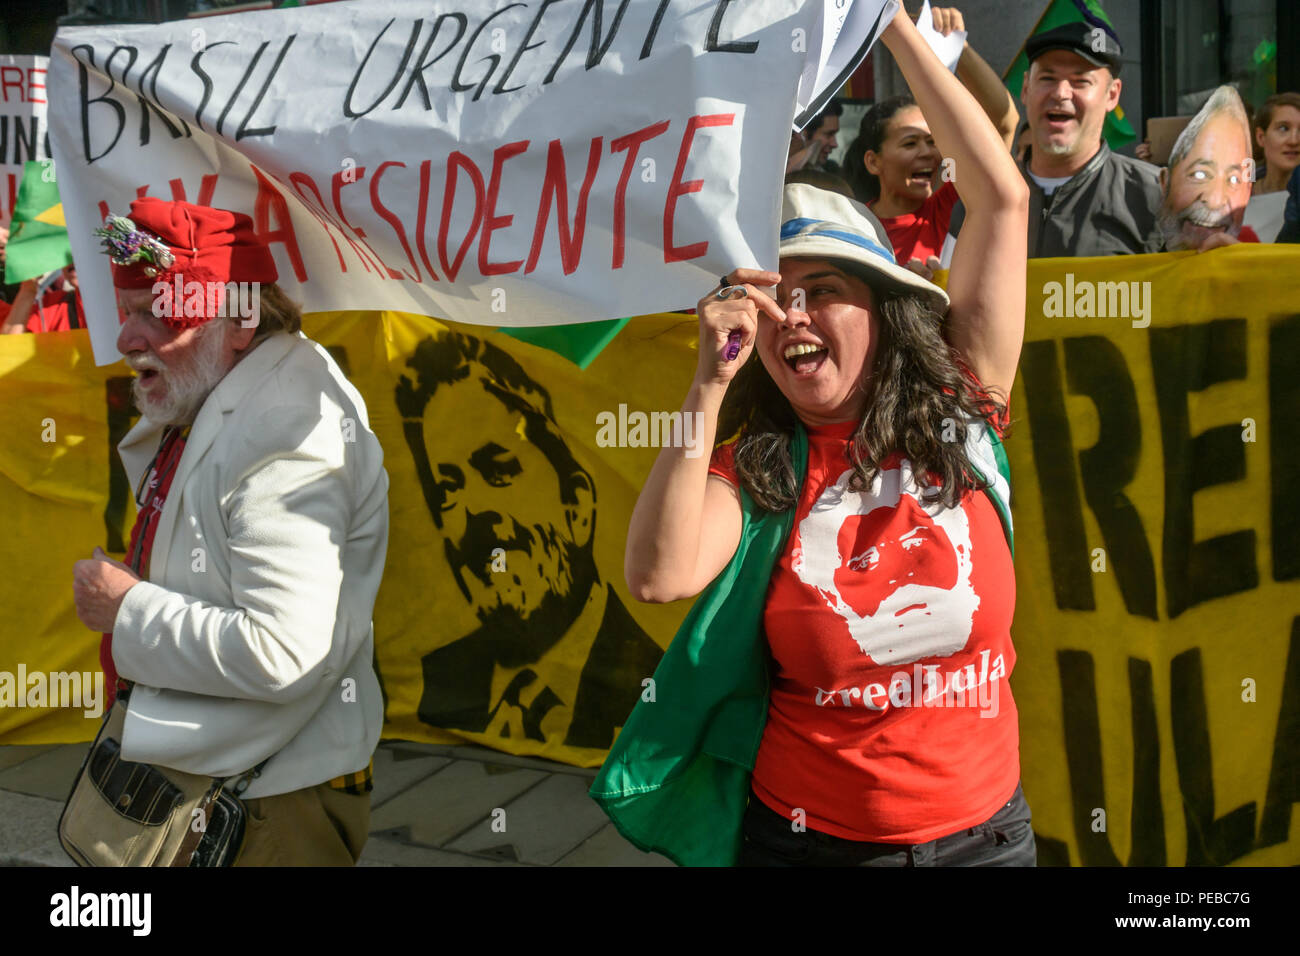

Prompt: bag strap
[
  {"left": 168, "top": 781, "right": 223, "bottom": 867},
  {"left": 167, "top": 757, "right": 273, "bottom": 867}
]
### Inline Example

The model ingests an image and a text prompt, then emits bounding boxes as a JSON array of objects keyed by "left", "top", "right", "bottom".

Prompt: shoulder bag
[{"left": 58, "top": 686, "right": 270, "bottom": 867}]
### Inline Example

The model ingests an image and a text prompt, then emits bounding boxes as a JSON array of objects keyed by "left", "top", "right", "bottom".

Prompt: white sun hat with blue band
[{"left": 779, "top": 183, "right": 949, "bottom": 314}]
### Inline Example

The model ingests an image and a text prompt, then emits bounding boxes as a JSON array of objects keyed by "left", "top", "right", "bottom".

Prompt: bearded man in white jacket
[{"left": 71, "top": 197, "right": 389, "bottom": 866}]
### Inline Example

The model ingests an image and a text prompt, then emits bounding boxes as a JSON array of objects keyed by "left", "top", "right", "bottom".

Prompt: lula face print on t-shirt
[{"left": 794, "top": 456, "right": 979, "bottom": 667}]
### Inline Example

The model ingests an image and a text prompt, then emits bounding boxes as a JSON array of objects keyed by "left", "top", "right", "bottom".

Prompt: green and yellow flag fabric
[{"left": 4, "top": 161, "right": 70, "bottom": 284}]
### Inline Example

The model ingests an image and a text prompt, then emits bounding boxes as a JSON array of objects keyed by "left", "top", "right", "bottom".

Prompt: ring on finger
[{"left": 715, "top": 285, "right": 748, "bottom": 300}]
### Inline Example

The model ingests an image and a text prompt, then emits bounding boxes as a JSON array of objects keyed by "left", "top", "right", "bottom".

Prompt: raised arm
[
  {"left": 928, "top": 7, "right": 1020, "bottom": 150},
  {"left": 624, "top": 269, "right": 785, "bottom": 603},
  {"left": 881, "top": 7, "right": 1029, "bottom": 401},
  {"left": 955, "top": 46, "right": 1019, "bottom": 151}
]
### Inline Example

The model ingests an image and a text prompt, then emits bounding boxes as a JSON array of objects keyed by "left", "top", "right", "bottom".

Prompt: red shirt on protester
[
  {"left": 870, "top": 180, "right": 960, "bottom": 265},
  {"left": 708, "top": 404, "right": 1019, "bottom": 843},
  {"left": 100, "top": 426, "right": 189, "bottom": 708},
  {"left": 24, "top": 288, "right": 84, "bottom": 333}
]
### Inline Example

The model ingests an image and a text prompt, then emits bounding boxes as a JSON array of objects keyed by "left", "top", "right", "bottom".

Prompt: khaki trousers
[{"left": 234, "top": 782, "right": 370, "bottom": 866}]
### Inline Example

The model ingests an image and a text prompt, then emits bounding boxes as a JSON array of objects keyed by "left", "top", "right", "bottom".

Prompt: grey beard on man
[
  {"left": 127, "top": 317, "right": 229, "bottom": 424},
  {"left": 1157, "top": 199, "right": 1237, "bottom": 251}
]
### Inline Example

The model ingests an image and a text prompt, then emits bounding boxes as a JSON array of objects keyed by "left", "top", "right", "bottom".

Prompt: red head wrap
[{"left": 99, "top": 198, "right": 278, "bottom": 330}]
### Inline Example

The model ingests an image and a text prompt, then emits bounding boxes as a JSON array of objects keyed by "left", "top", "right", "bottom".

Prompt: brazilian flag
[
  {"left": 1004, "top": 0, "right": 1137, "bottom": 150},
  {"left": 5, "top": 161, "right": 71, "bottom": 284}
]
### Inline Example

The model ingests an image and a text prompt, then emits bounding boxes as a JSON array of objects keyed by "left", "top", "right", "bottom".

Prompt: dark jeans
[{"left": 739, "top": 782, "right": 1036, "bottom": 867}]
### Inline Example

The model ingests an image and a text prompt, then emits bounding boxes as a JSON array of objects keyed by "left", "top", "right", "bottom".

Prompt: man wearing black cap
[{"left": 1018, "top": 22, "right": 1163, "bottom": 256}]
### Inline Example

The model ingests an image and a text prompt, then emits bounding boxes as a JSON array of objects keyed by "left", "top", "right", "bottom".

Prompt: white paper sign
[
  {"left": 47, "top": 0, "right": 889, "bottom": 364},
  {"left": 794, "top": 0, "right": 895, "bottom": 130},
  {"left": 916, "top": 0, "right": 966, "bottom": 74},
  {"left": 0, "top": 54, "right": 52, "bottom": 227}
]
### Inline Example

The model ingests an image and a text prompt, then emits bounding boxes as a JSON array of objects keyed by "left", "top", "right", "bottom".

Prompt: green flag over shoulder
[{"left": 589, "top": 425, "right": 809, "bottom": 867}]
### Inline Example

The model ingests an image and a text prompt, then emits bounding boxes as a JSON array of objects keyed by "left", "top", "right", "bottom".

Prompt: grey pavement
[{"left": 0, "top": 739, "right": 674, "bottom": 867}]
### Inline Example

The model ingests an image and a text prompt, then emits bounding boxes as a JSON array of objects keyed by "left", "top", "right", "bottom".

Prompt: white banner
[
  {"left": 0, "top": 54, "right": 52, "bottom": 227},
  {"left": 47, "top": 0, "right": 890, "bottom": 364}
]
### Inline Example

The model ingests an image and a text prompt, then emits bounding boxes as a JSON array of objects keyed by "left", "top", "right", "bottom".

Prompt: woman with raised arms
[{"left": 597, "top": 5, "right": 1031, "bottom": 867}]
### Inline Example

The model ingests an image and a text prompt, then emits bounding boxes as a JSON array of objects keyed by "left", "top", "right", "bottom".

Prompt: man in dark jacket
[{"left": 1018, "top": 23, "right": 1163, "bottom": 256}]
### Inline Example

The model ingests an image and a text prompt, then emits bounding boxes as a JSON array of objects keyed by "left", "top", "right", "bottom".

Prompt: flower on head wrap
[{"left": 93, "top": 215, "right": 176, "bottom": 277}]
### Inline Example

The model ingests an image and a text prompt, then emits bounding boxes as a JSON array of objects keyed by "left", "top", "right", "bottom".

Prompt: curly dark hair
[
  {"left": 716, "top": 267, "right": 1007, "bottom": 513},
  {"left": 842, "top": 94, "right": 917, "bottom": 204}
]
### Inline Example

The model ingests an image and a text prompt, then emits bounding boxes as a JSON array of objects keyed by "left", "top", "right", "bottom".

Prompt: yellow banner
[
  {"left": 1008, "top": 247, "right": 1299, "bottom": 867},
  {"left": 1, "top": 246, "right": 1297, "bottom": 866},
  {"left": 0, "top": 310, "right": 699, "bottom": 767}
]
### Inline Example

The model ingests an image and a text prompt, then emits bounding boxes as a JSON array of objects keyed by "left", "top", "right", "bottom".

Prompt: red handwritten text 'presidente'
[{"left": 91, "top": 114, "right": 735, "bottom": 287}]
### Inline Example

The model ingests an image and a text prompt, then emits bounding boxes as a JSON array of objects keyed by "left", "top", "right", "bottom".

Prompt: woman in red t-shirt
[
  {"left": 623, "top": 6, "right": 1031, "bottom": 865},
  {"left": 841, "top": 8, "right": 1018, "bottom": 273}
]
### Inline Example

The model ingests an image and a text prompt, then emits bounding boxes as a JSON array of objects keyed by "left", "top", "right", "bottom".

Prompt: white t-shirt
[
  {"left": 1028, "top": 170, "right": 1074, "bottom": 195},
  {"left": 1244, "top": 191, "right": 1288, "bottom": 243}
]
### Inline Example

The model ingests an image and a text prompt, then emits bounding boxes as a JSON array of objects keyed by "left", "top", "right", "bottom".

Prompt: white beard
[{"left": 129, "top": 320, "right": 230, "bottom": 425}]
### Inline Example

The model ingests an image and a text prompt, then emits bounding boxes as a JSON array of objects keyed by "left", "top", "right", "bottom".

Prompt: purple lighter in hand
[{"left": 724, "top": 330, "right": 743, "bottom": 361}]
